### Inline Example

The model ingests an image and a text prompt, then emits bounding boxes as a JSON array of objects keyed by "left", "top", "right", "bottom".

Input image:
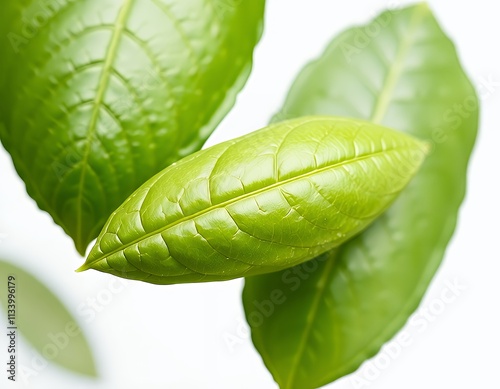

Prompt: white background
[{"left": 1, "top": 1, "right": 499, "bottom": 388}]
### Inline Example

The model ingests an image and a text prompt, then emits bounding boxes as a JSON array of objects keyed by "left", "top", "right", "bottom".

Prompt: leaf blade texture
[
  {"left": 0, "top": 259, "right": 96, "bottom": 377},
  {"left": 79, "top": 116, "right": 427, "bottom": 284},
  {"left": 243, "top": 4, "right": 479, "bottom": 389},
  {"left": 0, "top": 0, "right": 265, "bottom": 255}
]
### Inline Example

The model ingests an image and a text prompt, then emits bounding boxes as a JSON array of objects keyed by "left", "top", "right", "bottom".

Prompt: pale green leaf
[
  {"left": 78, "top": 116, "right": 427, "bottom": 284},
  {"left": 0, "top": 259, "right": 96, "bottom": 377}
]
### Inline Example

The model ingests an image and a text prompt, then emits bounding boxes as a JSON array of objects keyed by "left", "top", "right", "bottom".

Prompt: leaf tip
[
  {"left": 80, "top": 359, "right": 98, "bottom": 378},
  {"left": 407, "top": 135, "right": 432, "bottom": 161},
  {"left": 408, "top": 139, "right": 432, "bottom": 172},
  {"left": 418, "top": 1, "right": 430, "bottom": 10},
  {"left": 421, "top": 140, "right": 433, "bottom": 155},
  {"left": 75, "top": 263, "right": 91, "bottom": 273}
]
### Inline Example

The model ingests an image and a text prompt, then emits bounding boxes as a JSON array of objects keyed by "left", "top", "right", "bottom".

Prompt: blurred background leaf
[
  {"left": 243, "top": 3, "right": 479, "bottom": 388},
  {"left": 0, "top": 258, "right": 97, "bottom": 377}
]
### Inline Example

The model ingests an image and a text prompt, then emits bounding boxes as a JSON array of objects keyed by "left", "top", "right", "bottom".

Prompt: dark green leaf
[
  {"left": 0, "top": 259, "right": 96, "bottom": 377},
  {"left": 0, "top": 0, "right": 265, "bottom": 255},
  {"left": 243, "top": 4, "right": 478, "bottom": 388},
  {"left": 78, "top": 116, "right": 427, "bottom": 284}
]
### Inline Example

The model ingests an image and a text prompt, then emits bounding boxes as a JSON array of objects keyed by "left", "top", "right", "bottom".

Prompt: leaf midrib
[
  {"left": 285, "top": 251, "right": 337, "bottom": 388},
  {"left": 369, "top": 5, "right": 428, "bottom": 124},
  {"left": 75, "top": 0, "right": 135, "bottom": 252},
  {"left": 282, "top": 5, "right": 428, "bottom": 388},
  {"left": 86, "top": 144, "right": 416, "bottom": 267}
]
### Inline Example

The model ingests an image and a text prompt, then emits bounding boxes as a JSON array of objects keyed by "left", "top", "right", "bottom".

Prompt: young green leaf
[
  {"left": 0, "top": 0, "right": 265, "bottom": 255},
  {"left": 0, "top": 259, "right": 96, "bottom": 377},
  {"left": 78, "top": 116, "right": 428, "bottom": 284},
  {"left": 243, "top": 4, "right": 478, "bottom": 389}
]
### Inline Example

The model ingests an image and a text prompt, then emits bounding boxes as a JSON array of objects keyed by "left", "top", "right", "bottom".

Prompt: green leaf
[
  {"left": 78, "top": 116, "right": 428, "bottom": 284},
  {"left": 243, "top": 4, "right": 479, "bottom": 389},
  {"left": 0, "top": 259, "right": 96, "bottom": 377},
  {"left": 0, "top": 0, "right": 265, "bottom": 255}
]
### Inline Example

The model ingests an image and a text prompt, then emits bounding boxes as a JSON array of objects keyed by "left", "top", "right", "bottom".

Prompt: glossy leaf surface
[
  {"left": 0, "top": 259, "right": 96, "bottom": 376},
  {"left": 0, "top": 0, "right": 265, "bottom": 255},
  {"left": 243, "top": 4, "right": 479, "bottom": 388},
  {"left": 78, "top": 116, "right": 427, "bottom": 284}
]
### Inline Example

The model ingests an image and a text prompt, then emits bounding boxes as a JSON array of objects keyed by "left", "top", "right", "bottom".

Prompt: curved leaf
[
  {"left": 0, "top": 0, "right": 265, "bottom": 255},
  {"left": 243, "top": 4, "right": 479, "bottom": 389},
  {"left": 78, "top": 116, "right": 427, "bottom": 284},
  {"left": 0, "top": 259, "right": 96, "bottom": 377}
]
